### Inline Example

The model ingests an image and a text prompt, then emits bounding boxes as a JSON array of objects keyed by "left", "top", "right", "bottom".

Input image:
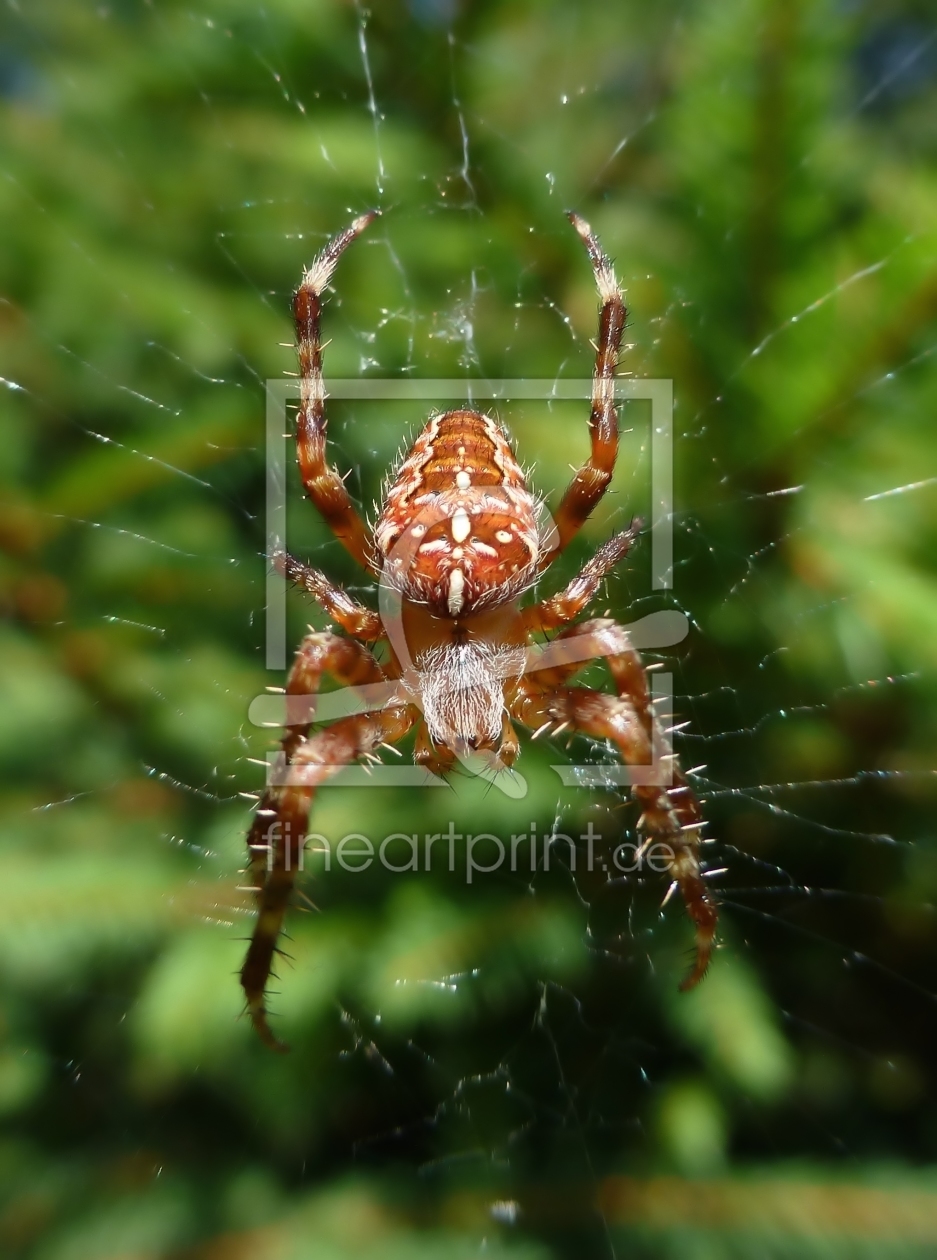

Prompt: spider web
[{"left": 1, "top": 2, "right": 937, "bottom": 1257}]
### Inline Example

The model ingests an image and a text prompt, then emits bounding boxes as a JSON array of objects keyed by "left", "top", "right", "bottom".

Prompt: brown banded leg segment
[
  {"left": 523, "top": 523, "right": 639, "bottom": 634},
  {"left": 521, "top": 616, "right": 624, "bottom": 697},
  {"left": 596, "top": 624, "right": 717, "bottom": 989},
  {"left": 273, "top": 547, "right": 383, "bottom": 641},
  {"left": 293, "top": 212, "right": 379, "bottom": 570},
  {"left": 243, "top": 631, "right": 388, "bottom": 1048},
  {"left": 242, "top": 703, "right": 416, "bottom": 1051},
  {"left": 545, "top": 213, "right": 627, "bottom": 560},
  {"left": 243, "top": 704, "right": 416, "bottom": 1050},
  {"left": 512, "top": 645, "right": 716, "bottom": 990},
  {"left": 246, "top": 632, "right": 385, "bottom": 888}
]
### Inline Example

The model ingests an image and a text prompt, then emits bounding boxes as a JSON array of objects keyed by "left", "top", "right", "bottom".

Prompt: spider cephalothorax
[{"left": 241, "top": 210, "right": 717, "bottom": 1050}]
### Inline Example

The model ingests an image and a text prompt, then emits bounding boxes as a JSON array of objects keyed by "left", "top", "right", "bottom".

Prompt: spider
[{"left": 241, "top": 210, "right": 717, "bottom": 1050}]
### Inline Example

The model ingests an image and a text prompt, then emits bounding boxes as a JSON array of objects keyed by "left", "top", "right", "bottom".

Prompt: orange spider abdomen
[{"left": 374, "top": 410, "right": 542, "bottom": 619}]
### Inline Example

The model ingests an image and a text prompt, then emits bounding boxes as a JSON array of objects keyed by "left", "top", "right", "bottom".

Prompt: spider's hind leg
[
  {"left": 243, "top": 631, "right": 394, "bottom": 1049},
  {"left": 511, "top": 620, "right": 717, "bottom": 990},
  {"left": 244, "top": 704, "right": 416, "bottom": 1050}
]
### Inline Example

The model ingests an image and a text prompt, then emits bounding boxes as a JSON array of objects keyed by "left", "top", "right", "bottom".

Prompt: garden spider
[{"left": 242, "top": 210, "right": 717, "bottom": 1050}]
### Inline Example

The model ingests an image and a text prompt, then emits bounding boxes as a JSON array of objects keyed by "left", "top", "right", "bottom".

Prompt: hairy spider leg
[
  {"left": 522, "top": 522, "right": 639, "bottom": 634},
  {"left": 273, "top": 547, "right": 383, "bottom": 641},
  {"left": 242, "top": 631, "right": 397, "bottom": 1049},
  {"left": 511, "top": 619, "right": 717, "bottom": 991},
  {"left": 544, "top": 212, "right": 628, "bottom": 561},
  {"left": 293, "top": 211, "right": 379, "bottom": 571}
]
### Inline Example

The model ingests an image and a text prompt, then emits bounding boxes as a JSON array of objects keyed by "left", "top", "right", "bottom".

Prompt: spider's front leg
[
  {"left": 545, "top": 213, "right": 627, "bottom": 562},
  {"left": 512, "top": 626, "right": 717, "bottom": 990},
  {"left": 243, "top": 631, "right": 413, "bottom": 1049},
  {"left": 293, "top": 212, "right": 379, "bottom": 571}
]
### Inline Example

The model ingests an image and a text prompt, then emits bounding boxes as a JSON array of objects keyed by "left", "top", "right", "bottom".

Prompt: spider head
[{"left": 415, "top": 639, "right": 526, "bottom": 750}]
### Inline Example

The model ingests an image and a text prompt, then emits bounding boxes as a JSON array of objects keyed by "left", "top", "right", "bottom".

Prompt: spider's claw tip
[
  {"left": 250, "top": 1005, "right": 291, "bottom": 1053},
  {"left": 678, "top": 963, "right": 709, "bottom": 994},
  {"left": 677, "top": 940, "right": 715, "bottom": 993}
]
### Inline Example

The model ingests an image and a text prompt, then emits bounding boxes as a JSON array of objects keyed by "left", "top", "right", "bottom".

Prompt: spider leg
[
  {"left": 520, "top": 616, "right": 618, "bottom": 696},
  {"left": 512, "top": 625, "right": 716, "bottom": 990},
  {"left": 414, "top": 720, "right": 457, "bottom": 779},
  {"left": 497, "top": 711, "right": 521, "bottom": 767},
  {"left": 243, "top": 630, "right": 395, "bottom": 1049},
  {"left": 244, "top": 705, "right": 416, "bottom": 1050},
  {"left": 273, "top": 547, "right": 383, "bottom": 641},
  {"left": 544, "top": 213, "right": 627, "bottom": 562},
  {"left": 523, "top": 522, "right": 639, "bottom": 634},
  {"left": 293, "top": 212, "right": 379, "bottom": 571}
]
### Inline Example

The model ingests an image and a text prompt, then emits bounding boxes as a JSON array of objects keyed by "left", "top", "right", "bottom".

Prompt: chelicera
[{"left": 241, "top": 211, "right": 717, "bottom": 1049}]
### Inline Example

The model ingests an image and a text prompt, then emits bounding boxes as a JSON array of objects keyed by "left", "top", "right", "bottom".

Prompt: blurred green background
[{"left": 1, "top": 0, "right": 937, "bottom": 1256}]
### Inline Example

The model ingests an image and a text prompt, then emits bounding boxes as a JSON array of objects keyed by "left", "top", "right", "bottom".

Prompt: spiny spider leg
[
  {"left": 242, "top": 630, "right": 399, "bottom": 1049},
  {"left": 523, "top": 522, "right": 639, "bottom": 634},
  {"left": 521, "top": 616, "right": 619, "bottom": 693},
  {"left": 243, "top": 705, "right": 416, "bottom": 1050},
  {"left": 512, "top": 621, "right": 716, "bottom": 990},
  {"left": 545, "top": 212, "right": 627, "bottom": 561},
  {"left": 273, "top": 547, "right": 383, "bottom": 641},
  {"left": 244, "top": 630, "right": 387, "bottom": 953},
  {"left": 293, "top": 211, "right": 379, "bottom": 571}
]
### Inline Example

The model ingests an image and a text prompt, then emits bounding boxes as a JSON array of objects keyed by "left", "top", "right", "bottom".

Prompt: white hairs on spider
[{"left": 415, "top": 640, "right": 526, "bottom": 746}]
